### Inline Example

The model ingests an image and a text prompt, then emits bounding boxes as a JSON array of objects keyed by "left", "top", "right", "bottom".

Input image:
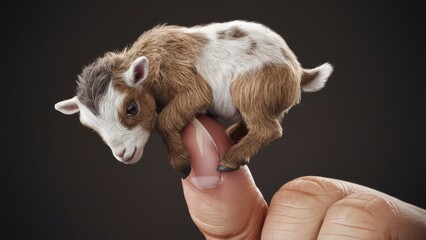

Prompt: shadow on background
[{"left": 4, "top": 0, "right": 425, "bottom": 239}]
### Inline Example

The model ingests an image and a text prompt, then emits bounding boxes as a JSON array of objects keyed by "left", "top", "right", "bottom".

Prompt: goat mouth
[{"left": 123, "top": 147, "right": 137, "bottom": 163}]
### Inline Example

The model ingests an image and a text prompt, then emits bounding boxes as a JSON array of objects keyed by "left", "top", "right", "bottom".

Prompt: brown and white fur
[{"left": 55, "top": 20, "right": 333, "bottom": 175}]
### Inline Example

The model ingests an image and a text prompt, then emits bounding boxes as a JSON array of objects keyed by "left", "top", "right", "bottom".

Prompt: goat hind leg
[
  {"left": 226, "top": 121, "right": 248, "bottom": 144},
  {"left": 219, "top": 114, "right": 283, "bottom": 171}
]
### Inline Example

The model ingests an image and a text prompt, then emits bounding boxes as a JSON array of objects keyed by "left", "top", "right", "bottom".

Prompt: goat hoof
[
  {"left": 217, "top": 165, "right": 238, "bottom": 172},
  {"left": 180, "top": 166, "right": 192, "bottom": 179}
]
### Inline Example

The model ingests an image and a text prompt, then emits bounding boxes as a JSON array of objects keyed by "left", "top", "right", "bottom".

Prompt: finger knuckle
[
  {"left": 322, "top": 192, "right": 397, "bottom": 239},
  {"left": 278, "top": 176, "right": 343, "bottom": 199},
  {"left": 331, "top": 192, "right": 396, "bottom": 219},
  {"left": 270, "top": 176, "right": 342, "bottom": 211}
]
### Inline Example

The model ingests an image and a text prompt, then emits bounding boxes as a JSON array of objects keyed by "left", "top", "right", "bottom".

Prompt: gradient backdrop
[{"left": 5, "top": 1, "right": 425, "bottom": 239}]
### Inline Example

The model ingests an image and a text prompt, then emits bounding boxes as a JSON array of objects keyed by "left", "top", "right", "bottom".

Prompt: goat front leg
[{"left": 157, "top": 91, "right": 212, "bottom": 177}]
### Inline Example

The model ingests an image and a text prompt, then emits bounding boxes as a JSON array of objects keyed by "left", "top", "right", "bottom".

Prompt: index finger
[{"left": 181, "top": 116, "right": 268, "bottom": 239}]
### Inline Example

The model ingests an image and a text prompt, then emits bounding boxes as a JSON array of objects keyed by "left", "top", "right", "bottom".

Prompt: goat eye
[{"left": 127, "top": 102, "right": 138, "bottom": 116}]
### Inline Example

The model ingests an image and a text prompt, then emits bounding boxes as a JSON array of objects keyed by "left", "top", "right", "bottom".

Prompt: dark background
[{"left": 4, "top": 0, "right": 425, "bottom": 239}]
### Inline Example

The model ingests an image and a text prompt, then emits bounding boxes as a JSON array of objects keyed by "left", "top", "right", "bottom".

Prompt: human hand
[{"left": 181, "top": 115, "right": 426, "bottom": 239}]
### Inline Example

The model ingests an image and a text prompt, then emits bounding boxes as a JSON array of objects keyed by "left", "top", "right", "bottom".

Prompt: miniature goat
[{"left": 55, "top": 20, "right": 333, "bottom": 177}]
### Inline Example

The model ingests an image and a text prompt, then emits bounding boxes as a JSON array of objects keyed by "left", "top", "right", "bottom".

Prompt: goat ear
[
  {"left": 124, "top": 56, "right": 149, "bottom": 87},
  {"left": 54, "top": 96, "right": 80, "bottom": 115}
]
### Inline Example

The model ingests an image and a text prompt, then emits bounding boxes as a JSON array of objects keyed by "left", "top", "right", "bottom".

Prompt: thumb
[{"left": 181, "top": 115, "right": 268, "bottom": 240}]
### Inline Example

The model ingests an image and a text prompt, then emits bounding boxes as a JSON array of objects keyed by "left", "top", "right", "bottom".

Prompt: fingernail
[{"left": 183, "top": 118, "right": 221, "bottom": 189}]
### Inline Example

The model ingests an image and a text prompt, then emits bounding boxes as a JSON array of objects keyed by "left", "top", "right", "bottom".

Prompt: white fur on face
[
  {"left": 79, "top": 83, "right": 150, "bottom": 164},
  {"left": 186, "top": 20, "right": 290, "bottom": 121}
]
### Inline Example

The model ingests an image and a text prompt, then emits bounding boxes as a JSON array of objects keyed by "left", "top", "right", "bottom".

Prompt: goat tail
[{"left": 301, "top": 63, "right": 334, "bottom": 92}]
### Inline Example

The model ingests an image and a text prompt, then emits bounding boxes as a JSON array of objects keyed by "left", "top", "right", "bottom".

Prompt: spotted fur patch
[
  {"left": 76, "top": 55, "right": 115, "bottom": 115},
  {"left": 217, "top": 26, "right": 248, "bottom": 39}
]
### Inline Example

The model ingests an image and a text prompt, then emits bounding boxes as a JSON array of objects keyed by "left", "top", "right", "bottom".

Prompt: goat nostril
[{"left": 118, "top": 149, "right": 126, "bottom": 158}]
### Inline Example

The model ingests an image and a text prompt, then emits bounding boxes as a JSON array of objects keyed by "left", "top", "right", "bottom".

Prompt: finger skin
[
  {"left": 261, "top": 176, "right": 357, "bottom": 240},
  {"left": 261, "top": 176, "right": 426, "bottom": 240},
  {"left": 181, "top": 117, "right": 426, "bottom": 239},
  {"left": 181, "top": 116, "right": 268, "bottom": 240},
  {"left": 317, "top": 192, "right": 426, "bottom": 240}
]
